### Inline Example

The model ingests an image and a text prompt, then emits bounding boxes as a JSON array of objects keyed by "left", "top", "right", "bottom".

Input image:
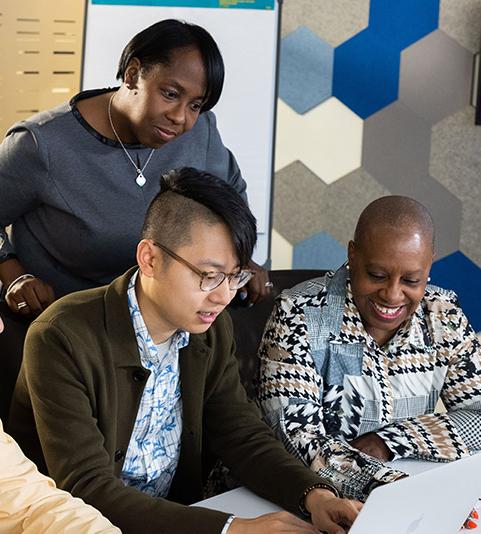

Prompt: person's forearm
[
  {"left": 376, "top": 412, "right": 471, "bottom": 462},
  {"left": 0, "top": 257, "right": 27, "bottom": 288}
]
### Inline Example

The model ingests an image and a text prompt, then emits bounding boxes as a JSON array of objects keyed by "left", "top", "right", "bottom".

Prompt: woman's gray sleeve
[{"left": 0, "top": 128, "right": 47, "bottom": 260}]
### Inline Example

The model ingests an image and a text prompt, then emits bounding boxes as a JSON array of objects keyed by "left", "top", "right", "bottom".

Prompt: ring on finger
[{"left": 17, "top": 301, "right": 29, "bottom": 310}]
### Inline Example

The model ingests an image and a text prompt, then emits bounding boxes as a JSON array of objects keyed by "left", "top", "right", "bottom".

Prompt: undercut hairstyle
[
  {"left": 354, "top": 195, "right": 435, "bottom": 250},
  {"left": 116, "top": 19, "right": 224, "bottom": 112},
  {"left": 142, "top": 168, "right": 257, "bottom": 267}
]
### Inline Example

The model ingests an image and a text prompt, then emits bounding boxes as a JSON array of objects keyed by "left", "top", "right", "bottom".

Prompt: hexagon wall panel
[
  {"left": 275, "top": 98, "right": 363, "bottom": 183},
  {"left": 273, "top": 163, "right": 390, "bottom": 247},
  {"left": 293, "top": 231, "right": 346, "bottom": 270},
  {"left": 270, "top": 229, "right": 293, "bottom": 270},
  {"left": 273, "top": 160, "right": 327, "bottom": 244},
  {"left": 333, "top": 29, "right": 400, "bottom": 119},
  {"left": 369, "top": 0, "right": 440, "bottom": 51},
  {"left": 362, "top": 100, "right": 463, "bottom": 259},
  {"left": 279, "top": 27, "right": 333, "bottom": 114},
  {"left": 430, "top": 106, "right": 481, "bottom": 267},
  {"left": 439, "top": 0, "right": 481, "bottom": 53},
  {"left": 399, "top": 30, "right": 472, "bottom": 125},
  {"left": 318, "top": 167, "right": 391, "bottom": 245},
  {"left": 363, "top": 101, "right": 432, "bottom": 189},
  {"left": 281, "top": 0, "right": 370, "bottom": 48},
  {"left": 430, "top": 251, "right": 481, "bottom": 332}
]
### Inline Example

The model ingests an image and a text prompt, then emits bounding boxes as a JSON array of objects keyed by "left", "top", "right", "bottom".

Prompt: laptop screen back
[{"left": 349, "top": 454, "right": 481, "bottom": 534}]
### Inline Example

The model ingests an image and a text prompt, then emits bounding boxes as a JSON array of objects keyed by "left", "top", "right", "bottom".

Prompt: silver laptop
[{"left": 349, "top": 453, "right": 481, "bottom": 534}]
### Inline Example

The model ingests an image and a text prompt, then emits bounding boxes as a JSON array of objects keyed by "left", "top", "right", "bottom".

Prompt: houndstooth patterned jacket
[{"left": 257, "top": 266, "right": 481, "bottom": 501}]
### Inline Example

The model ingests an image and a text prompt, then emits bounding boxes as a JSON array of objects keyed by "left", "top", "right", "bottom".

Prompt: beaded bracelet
[
  {"left": 298, "top": 482, "right": 340, "bottom": 518},
  {"left": 5, "top": 273, "right": 35, "bottom": 296}
]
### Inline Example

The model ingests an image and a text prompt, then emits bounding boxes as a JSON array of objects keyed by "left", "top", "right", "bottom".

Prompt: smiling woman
[
  {"left": 347, "top": 199, "right": 435, "bottom": 347},
  {"left": 257, "top": 195, "right": 481, "bottom": 503},
  {"left": 0, "top": 19, "right": 257, "bottom": 423}
]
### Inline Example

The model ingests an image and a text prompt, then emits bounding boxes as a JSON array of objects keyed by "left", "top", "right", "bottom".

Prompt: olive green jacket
[{"left": 10, "top": 268, "right": 323, "bottom": 534}]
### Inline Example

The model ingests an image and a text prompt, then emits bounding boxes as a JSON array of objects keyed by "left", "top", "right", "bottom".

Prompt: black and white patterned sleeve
[
  {"left": 257, "top": 295, "right": 406, "bottom": 501},
  {"left": 441, "top": 304, "right": 481, "bottom": 452},
  {"left": 377, "top": 300, "right": 481, "bottom": 461}
]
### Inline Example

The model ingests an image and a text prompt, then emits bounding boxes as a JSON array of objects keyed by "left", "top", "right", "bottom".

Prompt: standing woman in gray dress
[{"left": 0, "top": 19, "right": 269, "bottom": 420}]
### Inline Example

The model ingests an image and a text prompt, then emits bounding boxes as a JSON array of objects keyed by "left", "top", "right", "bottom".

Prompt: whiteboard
[{"left": 82, "top": 1, "right": 280, "bottom": 264}]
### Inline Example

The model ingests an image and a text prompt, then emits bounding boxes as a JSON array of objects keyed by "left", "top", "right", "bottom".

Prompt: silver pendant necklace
[{"left": 107, "top": 93, "right": 155, "bottom": 187}]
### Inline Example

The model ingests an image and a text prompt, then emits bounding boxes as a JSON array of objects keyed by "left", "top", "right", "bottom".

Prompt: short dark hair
[
  {"left": 142, "top": 168, "right": 257, "bottom": 267},
  {"left": 116, "top": 19, "right": 224, "bottom": 112}
]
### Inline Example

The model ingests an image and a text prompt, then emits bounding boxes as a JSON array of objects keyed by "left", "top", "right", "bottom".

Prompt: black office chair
[
  {"left": 228, "top": 269, "right": 327, "bottom": 400},
  {"left": 0, "top": 300, "right": 30, "bottom": 427}
]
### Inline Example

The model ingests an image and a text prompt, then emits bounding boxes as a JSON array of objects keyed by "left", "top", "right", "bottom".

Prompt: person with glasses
[{"left": 9, "top": 168, "right": 361, "bottom": 534}]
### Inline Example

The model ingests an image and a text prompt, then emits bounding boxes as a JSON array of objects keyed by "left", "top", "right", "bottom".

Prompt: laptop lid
[{"left": 349, "top": 453, "right": 481, "bottom": 534}]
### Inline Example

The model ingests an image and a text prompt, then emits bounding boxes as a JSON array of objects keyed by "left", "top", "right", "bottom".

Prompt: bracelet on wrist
[
  {"left": 299, "top": 482, "right": 340, "bottom": 518},
  {"left": 221, "top": 514, "right": 236, "bottom": 534},
  {"left": 5, "top": 274, "right": 35, "bottom": 295}
]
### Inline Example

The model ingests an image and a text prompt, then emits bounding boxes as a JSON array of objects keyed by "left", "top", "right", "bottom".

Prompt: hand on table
[
  {"left": 349, "top": 432, "right": 393, "bottom": 462},
  {"left": 228, "top": 511, "right": 320, "bottom": 533},
  {"left": 6, "top": 275, "right": 55, "bottom": 316},
  {"left": 305, "top": 488, "right": 362, "bottom": 534}
]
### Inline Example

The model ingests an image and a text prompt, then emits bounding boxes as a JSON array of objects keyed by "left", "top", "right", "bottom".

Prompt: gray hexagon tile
[
  {"left": 399, "top": 30, "right": 473, "bottom": 125},
  {"left": 430, "top": 105, "right": 481, "bottom": 265},
  {"left": 273, "top": 160, "right": 327, "bottom": 244},
  {"left": 440, "top": 0, "right": 481, "bottom": 53},
  {"left": 273, "top": 162, "right": 391, "bottom": 247},
  {"left": 461, "top": 201, "right": 481, "bottom": 267},
  {"left": 403, "top": 173, "right": 462, "bottom": 260},
  {"left": 319, "top": 167, "right": 390, "bottom": 246},
  {"left": 430, "top": 106, "right": 481, "bottom": 195},
  {"left": 281, "top": 0, "right": 370, "bottom": 48},
  {"left": 362, "top": 101, "right": 432, "bottom": 191}
]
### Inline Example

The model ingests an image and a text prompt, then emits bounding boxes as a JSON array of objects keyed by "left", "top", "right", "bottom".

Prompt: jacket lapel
[
  {"left": 169, "top": 333, "right": 212, "bottom": 503},
  {"left": 103, "top": 268, "right": 150, "bottom": 469}
]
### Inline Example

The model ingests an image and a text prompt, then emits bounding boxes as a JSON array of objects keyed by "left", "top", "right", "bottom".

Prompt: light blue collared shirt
[{"left": 121, "top": 270, "right": 189, "bottom": 497}]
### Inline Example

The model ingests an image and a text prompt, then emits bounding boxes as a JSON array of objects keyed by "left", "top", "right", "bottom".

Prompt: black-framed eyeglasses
[{"left": 152, "top": 241, "right": 255, "bottom": 292}]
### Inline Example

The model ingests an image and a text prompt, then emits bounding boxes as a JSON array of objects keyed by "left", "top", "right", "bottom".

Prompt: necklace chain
[{"left": 107, "top": 93, "right": 155, "bottom": 186}]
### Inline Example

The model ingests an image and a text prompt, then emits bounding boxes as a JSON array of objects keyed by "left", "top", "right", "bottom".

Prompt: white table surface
[{"left": 195, "top": 486, "right": 282, "bottom": 518}]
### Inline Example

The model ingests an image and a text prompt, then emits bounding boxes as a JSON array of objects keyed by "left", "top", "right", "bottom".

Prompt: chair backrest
[
  {"left": 0, "top": 301, "right": 30, "bottom": 428},
  {"left": 228, "top": 269, "right": 327, "bottom": 399}
]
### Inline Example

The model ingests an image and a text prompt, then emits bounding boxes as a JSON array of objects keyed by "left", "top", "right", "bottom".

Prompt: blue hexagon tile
[
  {"left": 293, "top": 231, "right": 347, "bottom": 270},
  {"left": 369, "top": 0, "right": 440, "bottom": 51},
  {"left": 430, "top": 251, "right": 481, "bottom": 332},
  {"left": 332, "top": 1, "right": 441, "bottom": 119},
  {"left": 332, "top": 29, "right": 400, "bottom": 119},
  {"left": 279, "top": 26, "right": 334, "bottom": 114}
]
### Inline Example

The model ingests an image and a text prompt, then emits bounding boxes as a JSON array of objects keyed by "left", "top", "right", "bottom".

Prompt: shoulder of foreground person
[{"left": 0, "top": 420, "right": 121, "bottom": 533}]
